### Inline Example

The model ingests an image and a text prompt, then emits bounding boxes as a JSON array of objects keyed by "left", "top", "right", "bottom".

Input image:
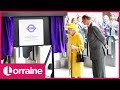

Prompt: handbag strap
[{"left": 77, "top": 47, "right": 83, "bottom": 54}]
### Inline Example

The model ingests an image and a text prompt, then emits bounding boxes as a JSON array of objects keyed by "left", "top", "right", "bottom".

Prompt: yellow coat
[{"left": 68, "top": 32, "right": 84, "bottom": 77}]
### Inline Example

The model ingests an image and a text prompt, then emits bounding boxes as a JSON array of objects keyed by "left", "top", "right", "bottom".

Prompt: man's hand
[{"left": 104, "top": 44, "right": 109, "bottom": 49}]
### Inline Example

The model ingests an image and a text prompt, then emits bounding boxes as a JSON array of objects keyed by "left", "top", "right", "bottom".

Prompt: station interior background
[{"left": 49, "top": 12, "right": 119, "bottom": 78}]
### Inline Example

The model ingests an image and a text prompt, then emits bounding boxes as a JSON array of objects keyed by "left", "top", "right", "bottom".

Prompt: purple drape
[
  {"left": 2, "top": 17, "right": 14, "bottom": 56},
  {"left": 50, "top": 16, "right": 66, "bottom": 53}
]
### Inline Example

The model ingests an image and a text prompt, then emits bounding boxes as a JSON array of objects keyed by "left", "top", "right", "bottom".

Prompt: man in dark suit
[{"left": 82, "top": 15, "right": 109, "bottom": 78}]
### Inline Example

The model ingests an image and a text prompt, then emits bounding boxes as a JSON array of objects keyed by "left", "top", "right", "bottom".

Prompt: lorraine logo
[
  {"left": 3, "top": 66, "right": 12, "bottom": 76},
  {"left": 26, "top": 24, "right": 36, "bottom": 32},
  {"left": 3, "top": 66, "right": 43, "bottom": 76}
]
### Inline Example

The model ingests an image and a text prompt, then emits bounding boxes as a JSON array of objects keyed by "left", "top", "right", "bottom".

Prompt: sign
[{"left": 19, "top": 19, "right": 44, "bottom": 46}]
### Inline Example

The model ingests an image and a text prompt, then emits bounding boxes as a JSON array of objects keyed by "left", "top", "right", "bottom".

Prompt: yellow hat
[{"left": 64, "top": 23, "right": 79, "bottom": 31}]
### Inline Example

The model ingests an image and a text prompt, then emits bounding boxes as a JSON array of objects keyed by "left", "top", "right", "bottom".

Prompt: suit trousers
[{"left": 92, "top": 57, "right": 106, "bottom": 78}]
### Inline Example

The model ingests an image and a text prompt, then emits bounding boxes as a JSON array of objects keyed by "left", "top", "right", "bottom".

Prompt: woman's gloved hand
[{"left": 71, "top": 45, "right": 78, "bottom": 49}]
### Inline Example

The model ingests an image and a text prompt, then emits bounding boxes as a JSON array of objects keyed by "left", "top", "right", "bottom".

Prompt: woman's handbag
[{"left": 76, "top": 48, "right": 84, "bottom": 62}]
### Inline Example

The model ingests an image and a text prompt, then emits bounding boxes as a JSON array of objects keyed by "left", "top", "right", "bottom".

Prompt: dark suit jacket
[{"left": 87, "top": 22, "right": 107, "bottom": 60}]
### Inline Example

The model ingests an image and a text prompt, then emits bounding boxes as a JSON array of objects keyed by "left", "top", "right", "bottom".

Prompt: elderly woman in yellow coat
[{"left": 65, "top": 23, "right": 84, "bottom": 78}]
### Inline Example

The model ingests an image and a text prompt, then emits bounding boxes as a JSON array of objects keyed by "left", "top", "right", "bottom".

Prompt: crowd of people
[{"left": 65, "top": 13, "right": 118, "bottom": 40}]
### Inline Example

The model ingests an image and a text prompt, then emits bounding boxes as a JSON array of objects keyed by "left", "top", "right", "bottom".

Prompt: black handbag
[{"left": 76, "top": 49, "right": 84, "bottom": 62}]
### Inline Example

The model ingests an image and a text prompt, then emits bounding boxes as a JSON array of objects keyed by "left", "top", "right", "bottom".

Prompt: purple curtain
[
  {"left": 2, "top": 17, "right": 14, "bottom": 56},
  {"left": 50, "top": 16, "right": 66, "bottom": 53}
]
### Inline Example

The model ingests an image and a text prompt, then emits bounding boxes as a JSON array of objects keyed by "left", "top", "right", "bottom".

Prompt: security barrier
[
  {"left": 84, "top": 42, "right": 92, "bottom": 68},
  {"left": 105, "top": 36, "right": 118, "bottom": 67},
  {"left": 12, "top": 47, "right": 26, "bottom": 63}
]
